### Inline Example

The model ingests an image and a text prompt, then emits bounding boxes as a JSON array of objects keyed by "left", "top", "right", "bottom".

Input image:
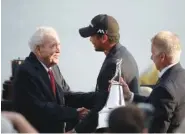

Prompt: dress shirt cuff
[
  {"left": 128, "top": 92, "right": 134, "bottom": 103},
  {"left": 71, "top": 129, "right": 76, "bottom": 133}
]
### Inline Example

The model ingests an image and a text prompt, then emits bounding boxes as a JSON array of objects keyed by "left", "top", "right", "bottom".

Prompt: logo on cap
[{"left": 97, "top": 29, "right": 105, "bottom": 34}]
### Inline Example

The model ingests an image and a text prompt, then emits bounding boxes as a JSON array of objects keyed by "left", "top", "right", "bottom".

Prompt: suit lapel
[
  {"left": 52, "top": 65, "right": 65, "bottom": 105},
  {"left": 55, "top": 83, "right": 65, "bottom": 105},
  {"left": 28, "top": 52, "right": 56, "bottom": 101}
]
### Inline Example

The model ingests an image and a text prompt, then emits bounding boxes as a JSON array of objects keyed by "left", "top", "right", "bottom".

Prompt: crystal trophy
[{"left": 98, "top": 58, "right": 125, "bottom": 129}]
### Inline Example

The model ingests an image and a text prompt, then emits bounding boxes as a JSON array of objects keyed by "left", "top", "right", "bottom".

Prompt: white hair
[
  {"left": 28, "top": 26, "right": 59, "bottom": 52},
  {"left": 152, "top": 31, "right": 182, "bottom": 63}
]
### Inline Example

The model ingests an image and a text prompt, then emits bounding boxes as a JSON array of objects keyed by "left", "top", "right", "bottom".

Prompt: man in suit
[
  {"left": 13, "top": 27, "right": 97, "bottom": 133},
  {"left": 73, "top": 14, "right": 139, "bottom": 132},
  {"left": 119, "top": 31, "right": 185, "bottom": 133}
]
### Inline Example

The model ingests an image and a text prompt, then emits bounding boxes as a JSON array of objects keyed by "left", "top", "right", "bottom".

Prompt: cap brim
[{"left": 79, "top": 26, "right": 96, "bottom": 38}]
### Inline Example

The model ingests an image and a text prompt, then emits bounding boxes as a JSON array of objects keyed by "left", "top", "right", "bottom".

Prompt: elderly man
[
  {"left": 120, "top": 31, "right": 185, "bottom": 133},
  {"left": 13, "top": 27, "right": 97, "bottom": 133}
]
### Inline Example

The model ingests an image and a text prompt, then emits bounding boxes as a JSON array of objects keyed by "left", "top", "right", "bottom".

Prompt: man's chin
[
  {"left": 95, "top": 48, "right": 104, "bottom": 52},
  {"left": 51, "top": 60, "right": 59, "bottom": 65}
]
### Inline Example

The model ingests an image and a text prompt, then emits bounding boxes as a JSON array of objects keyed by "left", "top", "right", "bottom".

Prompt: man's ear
[
  {"left": 35, "top": 45, "right": 41, "bottom": 56},
  {"left": 101, "top": 34, "right": 108, "bottom": 43},
  {"left": 160, "top": 52, "right": 166, "bottom": 62}
]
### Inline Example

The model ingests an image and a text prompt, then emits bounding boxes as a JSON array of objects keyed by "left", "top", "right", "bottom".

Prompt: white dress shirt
[
  {"left": 158, "top": 63, "right": 177, "bottom": 78},
  {"left": 39, "top": 61, "right": 50, "bottom": 72},
  {"left": 38, "top": 60, "right": 52, "bottom": 79}
]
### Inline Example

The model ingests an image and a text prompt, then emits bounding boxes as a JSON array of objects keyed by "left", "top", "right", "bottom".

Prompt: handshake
[
  {"left": 67, "top": 108, "right": 96, "bottom": 133},
  {"left": 77, "top": 107, "right": 90, "bottom": 120}
]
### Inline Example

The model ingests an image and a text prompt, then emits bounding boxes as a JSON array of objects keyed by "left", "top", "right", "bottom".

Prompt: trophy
[
  {"left": 98, "top": 58, "right": 125, "bottom": 129},
  {"left": 106, "top": 58, "right": 125, "bottom": 108}
]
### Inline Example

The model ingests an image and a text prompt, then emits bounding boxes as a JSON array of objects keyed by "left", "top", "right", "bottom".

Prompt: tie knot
[
  {"left": 48, "top": 69, "right": 52, "bottom": 74},
  {"left": 48, "top": 69, "right": 54, "bottom": 77}
]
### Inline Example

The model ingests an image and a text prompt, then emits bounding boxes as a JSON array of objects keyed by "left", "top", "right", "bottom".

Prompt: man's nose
[
  {"left": 56, "top": 44, "right": 60, "bottom": 53},
  {"left": 150, "top": 55, "right": 153, "bottom": 60}
]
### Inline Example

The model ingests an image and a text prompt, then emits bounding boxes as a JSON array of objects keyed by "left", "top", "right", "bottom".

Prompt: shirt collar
[
  {"left": 159, "top": 63, "right": 177, "bottom": 78},
  {"left": 38, "top": 60, "right": 51, "bottom": 72},
  {"left": 105, "top": 43, "right": 120, "bottom": 55}
]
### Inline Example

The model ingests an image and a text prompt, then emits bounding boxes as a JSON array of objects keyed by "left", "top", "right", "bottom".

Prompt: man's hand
[
  {"left": 109, "top": 77, "right": 133, "bottom": 101},
  {"left": 77, "top": 107, "right": 89, "bottom": 119},
  {"left": 119, "top": 77, "right": 132, "bottom": 100}
]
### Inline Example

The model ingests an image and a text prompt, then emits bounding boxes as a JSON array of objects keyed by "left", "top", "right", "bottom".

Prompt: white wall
[{"left": 2, "top": 0, "right": 185, "bottom": 92}]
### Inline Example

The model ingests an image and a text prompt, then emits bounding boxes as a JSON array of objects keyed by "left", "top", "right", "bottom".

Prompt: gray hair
[
  {"left": 151, "top": 31, "right": 182, "bottom": 63},
  {"left": 28, "top": 26, "right": 59, "bottom": 52}
]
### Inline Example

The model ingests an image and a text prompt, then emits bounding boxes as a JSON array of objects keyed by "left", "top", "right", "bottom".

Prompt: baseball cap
[{"left": 79, "top": 14, "right": 119, "bottom": 38}]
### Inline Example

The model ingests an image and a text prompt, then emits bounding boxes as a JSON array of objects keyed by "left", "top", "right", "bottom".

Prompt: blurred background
[{"left": 1, "top": 0, "right": 185, "bottom": 92}]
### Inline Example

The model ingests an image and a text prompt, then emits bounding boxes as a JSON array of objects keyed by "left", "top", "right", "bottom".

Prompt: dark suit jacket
[
  {"left": 134, "top": 63, "right": 185, "bottom": 133},
  {"left": 75, "top": 43, "right": 139, "bottom": 132},
  {"left": 13, "top": 52, "right": 95, "bottom": 133}
]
